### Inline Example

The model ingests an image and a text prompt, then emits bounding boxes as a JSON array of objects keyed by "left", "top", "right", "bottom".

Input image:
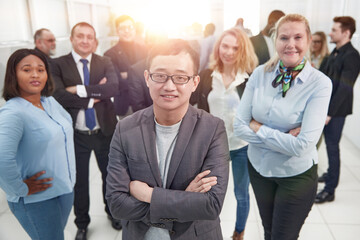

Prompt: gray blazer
[{"left": 106, "top": 105, "right": 230, "bottom": 240}]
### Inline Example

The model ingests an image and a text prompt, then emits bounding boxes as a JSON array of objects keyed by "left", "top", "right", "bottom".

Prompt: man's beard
[{"left": 49, "top": 48, "right": 56, "bottom": 56}]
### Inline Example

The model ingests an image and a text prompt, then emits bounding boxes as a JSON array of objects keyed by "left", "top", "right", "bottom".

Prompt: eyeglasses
[
  {"left": 149, "top": 73, "right": 195, "bottom": 85},
  {"left": 312, "top": 40, "right": 322, "bottom": 44}
]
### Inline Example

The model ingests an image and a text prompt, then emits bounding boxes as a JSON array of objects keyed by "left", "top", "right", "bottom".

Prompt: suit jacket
[
  {"left": 106, "top": 105, "right": 230, "bottom": 240},
  {"left": 319, "top": 42, "right": 360, "bottom": 117},
  {"left": 104, "top": 41, "right": 147, "bottom": 115},
  {"left": 190, "top": 69, "right": 248, "bottom": 112},
  {"left": 128, "top": 59, "right": 152, "bottom": 112},
  {"left": 51, "top": 53, "right": 118, "bottom": 136},
  {"left": 250, "top": 33, "right": 270, "bottom": 65}
]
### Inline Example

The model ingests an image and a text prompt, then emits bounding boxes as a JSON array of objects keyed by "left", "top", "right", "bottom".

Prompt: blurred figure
[
  {"left": 134, "top": 21, "right": 146, "bottom": 46},
  {"left": 51, "top": 22, "right": 120, "bottom": 240},
  {"left": 310, "top": 31, "right": 329, "bottom": 69},
  {"left": 315, "top": 16, "right": 360, "bottom": 204},
  {"left": 199, "top": 23, "right": 216, "bottom": 72},
  {"left": 104, "top": 15, "right": 147, "bottom": 116},
  {"left": 234, "top": 14, "right": 332, "bottom": 239},
  {"left": 192, "top": 27, "right": 258, "bottom": 240},
  {"left": 250, "top": 10, "right": 285, "bottom": 65},
  {"left": 0, "top": 49, "right": 75, "bottom": 240},
  {"left": 235, "top": 18, "right": 253, "bottom": 36},
  {"left": 34, "top": 28, "right": 56, "bottom": 59}
]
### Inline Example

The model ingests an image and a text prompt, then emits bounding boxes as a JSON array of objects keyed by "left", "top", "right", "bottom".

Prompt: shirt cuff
[
  {"left": 88, "top": 98, "right": 94, "bottom": 108},
  {"left": 76, "top": 85, "right": 88, "bottom": 98}
]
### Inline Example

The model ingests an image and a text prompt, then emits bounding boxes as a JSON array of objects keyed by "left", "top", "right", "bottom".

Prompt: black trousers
[
  {"left": 73, "top": 130, "right": 112, "bottom": 229},
  {"left": 323, "top": 116, "right": 346, "bottom": 194},
  {"left": 248, "top": 160, "right": 317, "bottom": 240}
]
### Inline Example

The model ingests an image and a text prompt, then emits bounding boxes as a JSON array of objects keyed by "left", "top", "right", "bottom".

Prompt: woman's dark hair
[{"left": 2, "top": 48, "right": 54, "bottom": 101}]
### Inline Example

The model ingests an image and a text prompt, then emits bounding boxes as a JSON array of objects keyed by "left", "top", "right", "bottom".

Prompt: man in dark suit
[
  {"left": 250, "top": 10, "right": 284, "bottom": 65},
  {"left": 128, "top": 59, "right": 152, "bottom": 112},
  {"left": 51, "top": 22, "right": 121, "bottom": 240},
  {"left": 104, "top": 15, "right": 147, "bottom": 116},
  {"left": 106, "top": 39, "right": 230, "bottom": 240},
  {"left": 316, "top": 16, "right": 360, "bottom": 204}
]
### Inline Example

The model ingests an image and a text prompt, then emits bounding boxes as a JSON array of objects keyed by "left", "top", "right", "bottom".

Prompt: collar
[
  {"left": 274, "top": 60, "right": 311, "bottom": 84},
  {"left": 335, "top": 41, "right": 352, "bottom": 53},
  {"left": 211, "top": 70, "right": 249, "bottom": 87},
  {"left": 71, "top": 50, "right": 92, "bottom": 64}
]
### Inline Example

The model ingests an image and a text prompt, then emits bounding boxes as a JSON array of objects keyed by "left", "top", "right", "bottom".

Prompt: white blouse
[{"left": 208, "top": 70, "right": 248, "bottom": 151}]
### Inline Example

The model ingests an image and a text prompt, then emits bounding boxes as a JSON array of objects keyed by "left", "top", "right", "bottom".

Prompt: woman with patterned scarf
[{"left": 234, "top": 14, "right": 332, "bottom": 240}]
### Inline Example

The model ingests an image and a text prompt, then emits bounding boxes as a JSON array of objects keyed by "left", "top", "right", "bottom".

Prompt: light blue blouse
[
  {"left": 0, "top": 96, "right": 76, "bottom": 203},
  {"left": 234, "top": 61, "right": 332, "bottom": 177}
]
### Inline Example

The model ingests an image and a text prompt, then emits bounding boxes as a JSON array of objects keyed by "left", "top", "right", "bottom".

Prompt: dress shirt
[
  {"left": 234, "top": 61, "right": 332, "bottom": 177},
  {"left": 0, "top": 97, "right": 76, "bottom": 203},
  {"left": 208, "top": 70, "right": 248, "bottom": 151},
  {"left": 71, "top": 50, "right": 100, "bottom": 130}
]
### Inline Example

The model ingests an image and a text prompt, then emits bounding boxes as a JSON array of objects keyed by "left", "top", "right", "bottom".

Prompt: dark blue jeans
[
  {"left": 8, "top": 192, "right": 74, "bottom": 240},
  {"left": 323, "top": 116, "right": 345, "bottom": 194},
  {"left": 230, "top": 145, "right": 250, "bottom": 233}
]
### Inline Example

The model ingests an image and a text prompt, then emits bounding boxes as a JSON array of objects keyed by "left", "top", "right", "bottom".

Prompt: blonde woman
[
  {"left": 234, "top": 14, "right": 332, "bottom": 239},
  {"left": 310, "top": 31, "right": 329, "bottom": 69},
  {"left": 191, "top": 27, "right": 258, "bottom": 240}
]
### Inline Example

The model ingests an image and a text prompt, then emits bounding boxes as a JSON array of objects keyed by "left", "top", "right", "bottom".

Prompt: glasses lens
[
  {"left": 151, "top": 73, "right": 167, "bottom": 82},
  {"left": 172, "top": 75, "right": 190, "bottom": 84}
]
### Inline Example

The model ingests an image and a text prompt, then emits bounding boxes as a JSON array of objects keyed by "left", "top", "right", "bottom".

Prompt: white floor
[{"left": 1, "top": 136, "right": 360, "bottom": 240}]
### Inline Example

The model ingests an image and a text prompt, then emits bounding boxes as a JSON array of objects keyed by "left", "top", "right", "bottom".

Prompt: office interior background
[{"left": 0, "top": 0, "right": 359, "bottom": 239}]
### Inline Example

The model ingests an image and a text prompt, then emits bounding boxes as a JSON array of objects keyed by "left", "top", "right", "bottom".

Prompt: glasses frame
[{"left": 149, "top": 72, "right": 195, "bottom": 85}]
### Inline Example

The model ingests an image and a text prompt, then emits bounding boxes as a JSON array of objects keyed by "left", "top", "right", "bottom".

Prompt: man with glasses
[
  {"left": 106, "top": 39, "right": 230, "bottom": 240},
  {"left": 34, "top": 28, "right": 56, "bottom": 59},
  {"left": 104, "top": 15, "right": 147, "bottom": 116}
]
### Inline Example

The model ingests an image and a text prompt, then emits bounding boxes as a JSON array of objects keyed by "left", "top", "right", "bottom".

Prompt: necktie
[{"left": 80, "top": 59, "right": 96, "bottom": 130}]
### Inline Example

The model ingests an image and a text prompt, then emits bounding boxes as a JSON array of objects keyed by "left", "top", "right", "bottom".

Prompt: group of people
[{"left": 0, "top": 9, "right": 359, "bottom": 240}]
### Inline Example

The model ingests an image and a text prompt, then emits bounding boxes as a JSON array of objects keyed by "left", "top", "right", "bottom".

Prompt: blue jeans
[
  {"left": 323, "top": 116, "right": 346, "bottom": 194},
  {"left": 230, "top": 145, "right": 250, "bottom": 233},
  {"left": 8, "top": 192, "right": 74, "bottom": 240}
]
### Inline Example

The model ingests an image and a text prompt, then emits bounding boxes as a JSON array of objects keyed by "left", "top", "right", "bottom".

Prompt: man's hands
[
  {"left": 129, "top": 170, "right": 217, "bottom": 203},
  {"left": 23, "top": 171, "right": 53, "bottom": 195},
  {"left": 130, "top": 180, "right": 153, "bottom": 203},
  {"left": 185, "top": 170, "right": 217, "bottom": 193}
]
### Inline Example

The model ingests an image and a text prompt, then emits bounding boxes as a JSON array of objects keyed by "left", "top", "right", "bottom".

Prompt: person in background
[
  {"left": 34, "top": 28, "right": 56, "bottom": 59},
  {"left": 0, "top": 48, "right": 75, "bottom": 240},
  {"left": 199, "top": 23, "right": 216, "bottom": 72},
  {"left": 104, "top": 15, "right": 147, "bottom": 116},
  {"left": 310, "top": 31, "right": 329, "bottom": 69},
  {"left": 234, "top": 14, "right": 332, "bottom": 239},
  {"left": 191, "top": 27, "right": 257, "bottom": 240},
  {"left": 106, "top": 39, "right": 230, "bottom": 240},
  {"left": 315, "top": 16, "right": 360, "bottom": 204},
  {"left": 235, "top": 18, "right": 253, "bottom": 37},
  {"left": 250, "top": 10, "right": 285, "bottom": 65},
  {"left": 51, "top": 22, "right": 120, "bottom": 240}
]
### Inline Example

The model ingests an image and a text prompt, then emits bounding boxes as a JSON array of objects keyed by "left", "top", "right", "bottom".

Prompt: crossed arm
[{"left": 106, "top": 120, "right": 229, "bottom": 224}]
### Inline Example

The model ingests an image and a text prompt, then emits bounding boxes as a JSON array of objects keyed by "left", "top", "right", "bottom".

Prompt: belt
[{"left": 75, "top": 129, "right": 100, "bottom": 135}]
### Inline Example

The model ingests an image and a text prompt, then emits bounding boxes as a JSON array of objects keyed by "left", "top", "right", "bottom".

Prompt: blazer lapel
[
  {"left": 66, "top": 53, "right": 83, "bottom": 85},
  {"left": 140, "top": 108, "right": 163, "bottom": 187},
  {"left": 166, "top": 106, "right": 198, "bottom": 189}
]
